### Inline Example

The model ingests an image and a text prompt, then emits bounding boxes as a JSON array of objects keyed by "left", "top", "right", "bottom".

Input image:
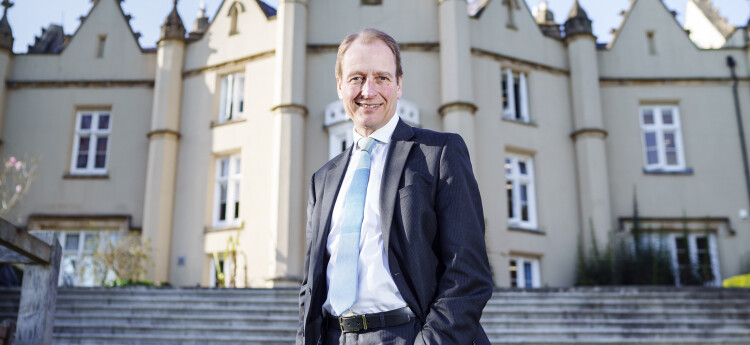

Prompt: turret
[
  {"left": 565, "top": 0, "right": 593, "bottom": 37},
  {"left": 535, "top": 1, "right": 562, "bottom": 39},
  {"left": 0, "top": 0, "right": 13, "bottom": 51},
  {"left": 142, "top": 0, "right": 186, "bottom": 283},
  {"left": 564, "top": 0, "right": 613, "bottom": 260},
  {"left": 189, "top": 1, "right": 209, "bottom": 40},
  {"left": 161, "top": 0, "right": 186, "bottom": 41},
  {"left": 0, "top": 0, "right": 13, "bottom": 152}
]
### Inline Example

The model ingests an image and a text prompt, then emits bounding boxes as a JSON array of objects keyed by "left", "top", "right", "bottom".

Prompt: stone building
[{"left": 1, "top": 0, "right": 749, "bottom": 288}]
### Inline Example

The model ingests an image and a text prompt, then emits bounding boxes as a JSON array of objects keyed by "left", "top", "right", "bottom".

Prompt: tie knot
[{"left": 357, "top": 137, "right": 377, "bottom": 154}]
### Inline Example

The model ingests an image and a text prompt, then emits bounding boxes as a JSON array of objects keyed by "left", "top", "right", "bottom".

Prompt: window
[
  {"left": 672, "top": 233, "right": 720, "bottom": 286},
  {"left": 502, "top": 69, "right": 530, "bottom": 122},
  {"left": 640, "top": 106, "right": 685, "bottom": 171},
  {"left": 509, "top": 256, "right": 541, "bottom": 288},
  {"left": 55, "top": 230, "right": 118, "bottom": 286},
  {"left": 70, "top": 111, "right": 111, "bottom": 175},
  {"left": 505, "top": 154, "right": 537, "bottom": 229},
  {"left": 214, "top": 154, "right": 242, "bottom": 227},
  {"left": 96, "top": 35, "right": 106, "bottom": 58},
  {"left": 646, "top": 31, "right": 657, "bottom": 55},
  {"left": 218, "top": 72, "right": 245, "bottom": 123},
  {"left": 228, "top": 3, "right": 240, "bottom": 35},
  {"left": 328, "top": 122, "right": 354, "bottom": 159}
]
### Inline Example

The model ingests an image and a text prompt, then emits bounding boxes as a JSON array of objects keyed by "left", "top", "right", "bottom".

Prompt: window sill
[
  {"left": 210, "top": 118, "right": 246, "bottom": 129},
  {"left": 643, "top": 167, "right": 694, "bottom": 175},
  {"left": 63, "top": 173, "right": 109, "bottom": 180},
  {"left": 205, "top": 222, "right": 244, "bottom": 233},
  {"left": 502, "top": 117, "right": 537, "bottom": 128},
  {"left": 508, "top": 226, "right": 545, "bottom": 235}
]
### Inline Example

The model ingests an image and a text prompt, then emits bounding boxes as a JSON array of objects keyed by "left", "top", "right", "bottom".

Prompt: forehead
[{"left": 340, "top": 39, "right": 397, "bottom": 76}]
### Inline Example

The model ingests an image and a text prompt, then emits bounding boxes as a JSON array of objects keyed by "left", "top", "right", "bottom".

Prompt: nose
[{"left": 360, "top": 78, "right": 375, "bottom": 98}]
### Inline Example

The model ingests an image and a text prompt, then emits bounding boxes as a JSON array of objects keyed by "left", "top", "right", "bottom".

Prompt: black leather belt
[{"left": 327, "top": 307, "right": 414, "bottom": 333}]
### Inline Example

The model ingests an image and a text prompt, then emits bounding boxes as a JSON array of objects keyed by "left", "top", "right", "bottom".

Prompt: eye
[
  {"left": 379, "top": 76, "right": 388, "bottom": 81},
  {"left": 350, "top": 76, "right": 362, "bottom": 82}
]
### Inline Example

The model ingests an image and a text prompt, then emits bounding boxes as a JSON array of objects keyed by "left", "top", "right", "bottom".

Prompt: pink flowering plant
[{"left": 0, "top": 155, "right": 39, "bottom": 220}]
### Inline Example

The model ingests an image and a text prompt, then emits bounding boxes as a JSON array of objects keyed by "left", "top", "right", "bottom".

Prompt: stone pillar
[
  {"left": 438, "top": 0, "right": 477, "bottom": 158},
  {"left": 0, "top": 1, "right": 14, "bottom": 153},
  {"left": 142, "top": 2, "right": 186, "bottom": 283},
  {"left": 268, "top": 0, "right": 307, "bottom": 287},
  {"left": 565, "top": 2, "right": 613, "bottom": 249},
  {"left": 14, "top": 233, "right": 61, "bottom": 345}
]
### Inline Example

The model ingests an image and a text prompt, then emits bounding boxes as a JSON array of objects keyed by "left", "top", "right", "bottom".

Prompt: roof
[
  {"left": 27, "top": 24, "right": 65, "bottom": 53},
  {"left": 257, "top": 0, "right": 277, "bottom": 19},
  {"left": 691, "top": 0, "right": 734, "bottom": 38}
]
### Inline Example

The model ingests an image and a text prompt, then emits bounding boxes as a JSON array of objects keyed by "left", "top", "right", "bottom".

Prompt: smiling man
[{"left": 298, "top": 29, "right": 493, "bottom": 345}]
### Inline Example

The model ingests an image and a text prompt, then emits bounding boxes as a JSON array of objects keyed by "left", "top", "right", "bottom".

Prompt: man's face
[{"left": 337, "top": 39, "right": 402, "bottom": 137}]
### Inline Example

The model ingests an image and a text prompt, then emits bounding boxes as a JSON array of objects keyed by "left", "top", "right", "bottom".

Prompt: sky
[{"left": 3, "top": 0, "right": 749, "bottom": 53}]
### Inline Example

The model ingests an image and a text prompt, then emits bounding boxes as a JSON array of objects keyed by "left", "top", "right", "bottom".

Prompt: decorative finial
[
  {"left": 0, "top": 0, "right": 12, "bottom": 51},
  {"left": 1, "top": 0, "right": 13, "bottom": 16},
  {"left": 161, "top": 0, "right": 186, "bottom": 41},
  {"left": 564, "top": 0, "right": 593, "bottom": 38}
]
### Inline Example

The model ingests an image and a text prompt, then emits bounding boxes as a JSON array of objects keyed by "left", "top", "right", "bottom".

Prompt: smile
[{"left": 357, "top": 103, "right": 381, "bottom": 109}]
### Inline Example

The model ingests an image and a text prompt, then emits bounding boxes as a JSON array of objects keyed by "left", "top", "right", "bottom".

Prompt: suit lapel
[
  {"left": 314, "top": 148, "right": 351, "bottom": 261},
  {"left": 380, "top": 120, "right": 415, "bottom": 256}
]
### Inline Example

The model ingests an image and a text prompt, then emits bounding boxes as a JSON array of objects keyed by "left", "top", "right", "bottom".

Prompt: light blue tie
[{"left": 329, "top": 137, "right": 377, "bottom": 315}]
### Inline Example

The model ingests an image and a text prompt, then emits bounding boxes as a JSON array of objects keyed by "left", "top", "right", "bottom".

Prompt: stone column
[
  {"left": 438, "top": 0, "right": 477, "bottom": 158},
  {"left": 142, "top": 2, "right": 186, "bottom": 283},
  {"left": 0, "top": 1, "right": 14, "bottom": 153},
  {"left": 268, "top": 0, "right": 307, "bottom": 287},
  {"left": 565, "top": 2, "right": 613, "bottom": 249}
]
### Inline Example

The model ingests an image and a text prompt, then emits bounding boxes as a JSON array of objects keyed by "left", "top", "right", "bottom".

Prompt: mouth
[{"left": 356, "top": 102, "right": 382, "bottom": 110}]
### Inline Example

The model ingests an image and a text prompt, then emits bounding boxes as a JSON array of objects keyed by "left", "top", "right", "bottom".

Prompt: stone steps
[{"left": 1, "top": 286, "right": 749, "bottom": 344}]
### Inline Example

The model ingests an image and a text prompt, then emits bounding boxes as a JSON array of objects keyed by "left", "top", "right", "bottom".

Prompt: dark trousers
[{"left": 324, "top": 318, "right": 421, "bottom": 345}]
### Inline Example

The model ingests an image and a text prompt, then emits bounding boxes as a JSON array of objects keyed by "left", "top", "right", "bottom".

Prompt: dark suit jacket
[{"left": 298, "top": 119, "right": 493, "bottom": 345}]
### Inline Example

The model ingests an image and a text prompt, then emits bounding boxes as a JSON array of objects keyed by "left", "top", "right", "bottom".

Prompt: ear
[
  {"left": 396, "top": 75, "right": 403, "bottom": 99},
  {"left": 337, "top": 77, "right": 343, "bottom": 99}
]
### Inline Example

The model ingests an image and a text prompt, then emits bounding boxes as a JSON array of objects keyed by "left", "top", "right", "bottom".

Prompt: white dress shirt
[{"left": 323, "top": 114, "right": 407, "bottom": 317}]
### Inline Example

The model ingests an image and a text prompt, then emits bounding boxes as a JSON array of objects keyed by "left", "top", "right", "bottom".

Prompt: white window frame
[
  {"left": 54, "top": 230, "right": 118, "bottom": 287},
  {"left": 509, "top": 256, "right": 541, "bottom": 288},
  {"left": 669, "top": 232, "right": 721, "bottom": 287},
  {"left": 502, "top": 68, "right": 530, "bottom": 122},
  {"left": 218, "top": 72, "right": 245, "bottom": 123},
  {"left": 639, "top": 105, "right": 686, "bottom": 172},
  {"left": 213, "top": 154, "right": 242, "bottom": 227},
  {"left": 70, "top": 111, "right": 112, "bottom": 175},
  {"left": 328, "top": 122, "right": 354, "bottom": 159},
  {"left": 505, "top": 154, "right": 538, "bottom": 229}
]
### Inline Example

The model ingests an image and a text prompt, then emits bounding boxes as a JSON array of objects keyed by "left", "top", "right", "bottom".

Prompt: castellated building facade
[{"left": 1, "top": 0, "right": 750, "bottom": 288}]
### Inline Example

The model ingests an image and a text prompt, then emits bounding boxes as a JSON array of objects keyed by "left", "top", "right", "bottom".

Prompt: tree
[{"left": 0, "top": 155, "right": 38, "bottom": 222}]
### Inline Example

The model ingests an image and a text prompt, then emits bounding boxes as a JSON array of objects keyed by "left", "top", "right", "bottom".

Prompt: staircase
[{"left": 0, "top": 286, "right": 749, "bottom": 344}]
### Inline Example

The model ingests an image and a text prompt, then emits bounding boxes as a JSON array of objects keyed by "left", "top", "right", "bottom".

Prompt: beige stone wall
[
  {"left": 2, "top": 86, "right": 152, "bottom": 224},
  {"left": 4, "top": 0, "right": 750, "bottom": 288},
  {"left": 1, "top": 0, "right": 155, "bottom": 228}
]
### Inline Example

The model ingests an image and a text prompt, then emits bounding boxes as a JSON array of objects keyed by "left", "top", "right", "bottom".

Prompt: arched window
[{"left": 227, "top": 2, "right": 246, "bottom": 35}]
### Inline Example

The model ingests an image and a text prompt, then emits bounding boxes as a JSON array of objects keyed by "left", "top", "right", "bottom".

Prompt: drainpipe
[{"left": 726, "top": 56, "right": 750, "bottom": 211}]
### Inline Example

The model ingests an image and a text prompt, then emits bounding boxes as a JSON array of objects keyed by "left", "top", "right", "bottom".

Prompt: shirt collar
[{"left": 352, "top": 114, "right": 400, "bottom": 148}]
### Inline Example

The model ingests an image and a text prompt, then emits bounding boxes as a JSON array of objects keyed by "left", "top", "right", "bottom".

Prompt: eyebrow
[{"left": 346, "top": 70, "right": 394, "bottom": 78}]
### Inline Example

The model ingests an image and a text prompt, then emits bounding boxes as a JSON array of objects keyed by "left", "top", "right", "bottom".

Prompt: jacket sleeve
[
  {"left": 414, "top": 134, "right": 493, "bottom": 345},
  {"left": 297, "top": 176, "right": 316, "bottom": 345}
]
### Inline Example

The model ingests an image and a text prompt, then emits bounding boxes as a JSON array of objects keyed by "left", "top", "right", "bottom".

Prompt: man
[{"left": 298, "top": 28, "right": 493, "bottom": 345}]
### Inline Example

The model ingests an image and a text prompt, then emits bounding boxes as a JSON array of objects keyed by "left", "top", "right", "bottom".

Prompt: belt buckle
[{"left": 339, "top": 315, "right": 367, "bottom": 333}]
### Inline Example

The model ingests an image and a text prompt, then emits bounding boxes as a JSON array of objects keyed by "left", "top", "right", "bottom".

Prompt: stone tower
[
  {"left": 268, "top": 0, "right": 308, "bottom": 287},
  {"left": 142, "top": 0, "right": 186, "bottom": 282},
  {"left": 438, "top": 0, "right": 477, "bottom": 158},
  {"left": 0, "top": 0, "right": 13, "bottom": 153},
  {"left": 565, "top": 1, "right": 613, "bottom": 250}
]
